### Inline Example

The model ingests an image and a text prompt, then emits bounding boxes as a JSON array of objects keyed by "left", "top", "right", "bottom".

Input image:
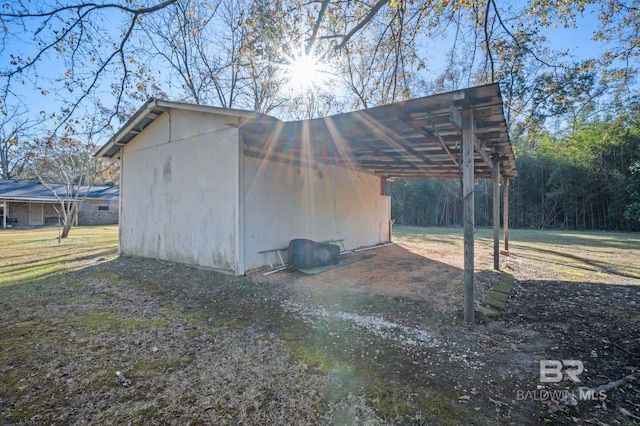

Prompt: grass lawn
[
  {"left": 0, "top": 226, "right": 119, "bottom": 287},
  {"left": 0, "top": 225, "right": 638, "bottom": 425},
  {"left": 394, "top": 226, "right": 640, "bottom": 284}
]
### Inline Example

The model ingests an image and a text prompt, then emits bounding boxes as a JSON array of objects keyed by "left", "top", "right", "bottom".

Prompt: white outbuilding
[
  {"left": 96, "top": 100, "right": 393, "bottom": 275},
  {"left": 97, "top": 84, "right": 517, "bottom": 321}
]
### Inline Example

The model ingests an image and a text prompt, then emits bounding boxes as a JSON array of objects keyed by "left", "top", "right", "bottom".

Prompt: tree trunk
[
  {"left": 61, "top": 222, "right": 73, "bottom": 239},
  {"left": 60, "top": 201, "right": 79, "bottom": 239}
]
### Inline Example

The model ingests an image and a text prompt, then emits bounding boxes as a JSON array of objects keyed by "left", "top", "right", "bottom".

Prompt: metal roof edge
[
  {"left": 152, "top": 99, "right": 263, "bottom": 120},
  {"left": 0, "top": 196, "right": 116, "bottom": 202},
  {"left": 96, "top": 98, "right": 275, "bottom": 158},
  {"left": 95, "top": 98, "right": 160, "bottom": 158}
]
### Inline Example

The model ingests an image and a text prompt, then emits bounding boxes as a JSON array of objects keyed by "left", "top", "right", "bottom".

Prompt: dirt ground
[
  {"left": 250, "top": 235, "right": 640, "bottom": 425},
  {"left": 253, "top": 242, "right": 499, "bottom": 309},
  {"left": 1, "top": 226, "right": 639, "bottom": 425}
]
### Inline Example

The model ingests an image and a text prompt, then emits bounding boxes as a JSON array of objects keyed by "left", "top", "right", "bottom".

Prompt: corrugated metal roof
[
  {"left": 240, "top": 84, "right": 516, "bottom": 179},
  {"left": 97, "top": 84, "right": 516, "bottom": 180},
  {"left": 0, "top": 180, "right": 119, "bottom": 202}
]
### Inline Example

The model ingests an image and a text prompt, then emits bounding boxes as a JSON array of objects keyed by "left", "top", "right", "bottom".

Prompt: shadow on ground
[{"left": 1, "top": 244, "right": 639, "bottom": 424}]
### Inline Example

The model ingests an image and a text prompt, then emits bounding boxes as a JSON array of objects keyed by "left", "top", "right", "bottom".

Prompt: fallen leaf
[
  {"left": 459, "top": 395, "right": 471, "bottom": 401},
  {"left": 474, "top": 407, "right": 481, "bottom": 411},
  {"left": 620, "top": 407, "right": 640, "bottom": 421},
  {"left": 192, "top": 379, "right": 202, "bottom": 387}
]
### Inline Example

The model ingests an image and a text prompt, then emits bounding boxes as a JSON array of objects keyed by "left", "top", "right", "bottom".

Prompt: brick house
[{"left": 0, "top": 180, "right": 119, "bottom": 228}]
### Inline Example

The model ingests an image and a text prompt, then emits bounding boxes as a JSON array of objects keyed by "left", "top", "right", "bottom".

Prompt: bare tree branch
[
  {"left": 309, "top": 0, "right": 331, "bottom": 52},
  {"left": 484, "top": 0, "right": 495, "bottom": 82},
  {"left": 1, "top": 0, "right": 179, "bottom": 132},
  {"left": 2, "top": 0, "right": 179, "bottom": 19},
  {"left": 333, "top": 0, "right": 390, "bottom": 50}
]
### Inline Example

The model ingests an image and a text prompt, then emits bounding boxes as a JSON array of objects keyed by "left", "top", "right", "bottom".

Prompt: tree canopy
[
  {"left": 1, "top": 0, "right": 640, "bottom": 231},
  {"left": 2, "top": 0, "right": 639, "bottom": 128}
]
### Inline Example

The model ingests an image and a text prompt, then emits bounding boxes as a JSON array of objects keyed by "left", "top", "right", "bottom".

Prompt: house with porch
[{"left": 0, "top": 180, "right": 119, "bottom": 228}]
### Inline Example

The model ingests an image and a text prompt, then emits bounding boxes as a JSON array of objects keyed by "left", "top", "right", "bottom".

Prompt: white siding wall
[
  {"left": 243, "top": 155, "right": 391, "bottom": 271},
  {"left": 120, "top": 109, "right": 240, "bottom": 272}
]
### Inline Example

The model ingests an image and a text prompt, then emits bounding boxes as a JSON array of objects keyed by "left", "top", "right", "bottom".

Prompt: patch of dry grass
[
  {"left": 393, "top": 226, "right": 640, "bottom": 284},
  {"left": 2, "top": 226, "right": 638, "bottom": 425},
  {"left": 0, "top": 225, "right": 119, "bottom": 286},
  {"left": 0, "top": 227, "right": 383, "bottom": 425}
]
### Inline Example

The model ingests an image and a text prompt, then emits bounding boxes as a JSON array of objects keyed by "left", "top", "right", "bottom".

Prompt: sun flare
[{"left": 283, "top": 50, "right": 330, "bottom": 94}]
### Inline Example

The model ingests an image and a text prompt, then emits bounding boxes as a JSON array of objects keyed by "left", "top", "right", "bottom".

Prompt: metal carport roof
[
  {"left": 239, "top": 83, "right": 516, "bottom": 181},
  {"left": 98, "top": 83, "right": 516, "bottom": 181}
]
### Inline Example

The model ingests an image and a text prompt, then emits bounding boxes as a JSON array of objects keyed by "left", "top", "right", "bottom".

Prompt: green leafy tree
[{"left": 625, "top": 162, "right": 640, "bottom": 222}]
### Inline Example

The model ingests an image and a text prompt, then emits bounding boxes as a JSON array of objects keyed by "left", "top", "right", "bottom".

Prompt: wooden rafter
[{"left": 235, "top": 83, "right": 517, "bottom": 181}]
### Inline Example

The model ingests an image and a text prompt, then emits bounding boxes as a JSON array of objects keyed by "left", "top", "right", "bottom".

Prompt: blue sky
[
  {"left": 1, "top": 1, "right": 611, "bottom": 140},
  {"left": 544, "top": 5, "right": 602, "bottom": 54}
]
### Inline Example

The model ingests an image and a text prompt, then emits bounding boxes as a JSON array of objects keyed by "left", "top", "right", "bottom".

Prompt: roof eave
[{"left": 96, "top": 98, "right": 274, "bottom": 159}]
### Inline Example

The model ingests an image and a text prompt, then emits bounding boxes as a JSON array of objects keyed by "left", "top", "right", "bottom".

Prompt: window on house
[{"left": 98, "top": 205, "right": 109, "bottom": 211}]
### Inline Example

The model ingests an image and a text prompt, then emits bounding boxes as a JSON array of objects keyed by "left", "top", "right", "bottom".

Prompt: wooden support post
[
  {"left": 503, "top": 179, "right": 510, "bottom": 251},
  {"left": 492, "top": 158, "right": 501, "bottom": 271},
  {"left": 1, "top": 201, "right": 5, "bottom": 229},
  {"left": 462, "top": 108, "right": 475, "bottom": 322}
]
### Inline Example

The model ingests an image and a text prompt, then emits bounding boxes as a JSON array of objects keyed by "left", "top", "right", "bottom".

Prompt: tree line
[
  {"left": 3, "top": 0, "right": 640, "bottom": 236},
  {"left": 392, "top": 104, "right": 640, "bottom": 232}
]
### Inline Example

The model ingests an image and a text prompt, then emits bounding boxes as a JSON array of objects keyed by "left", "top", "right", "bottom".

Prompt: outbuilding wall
[
  {"left": 242, "top": 155, "right": 392, "bottom": 271},
  {"left": 119, "top": 108, "right": 240, "bottom": 273}
]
